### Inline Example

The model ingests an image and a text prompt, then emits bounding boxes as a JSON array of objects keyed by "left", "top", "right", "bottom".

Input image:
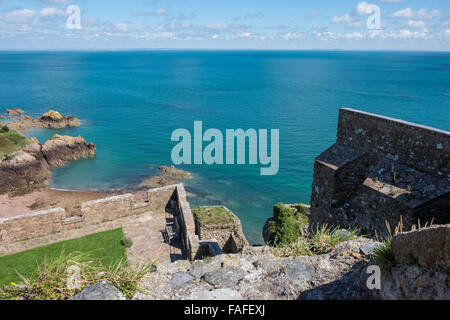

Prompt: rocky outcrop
[
  {"left": 41, "top": 135, "right": 96, "bottom": 168},
  {"left": 4, "top": 111, "right": 81, "bottom": 132},
  {"left": 133, "top": 238, "right": 379, "bottom": 300},
  {"left": 0, "top": 138, "right": 51, "bottom": 195},
  {"left": 139, "top": 166, "right": 192, "bottom": 189},
  {"left": 380, "top": 225, "right": 450, "bottom": 300},
  {"left": 6, "top": 108, "right": 24, "bottom": 116},
  {"left": 39, "top": 110, "right": 80, "bottom": 129},
  {"left": 0, "top": 135, "right": 96, "bottom": 195},
  {"left": 158, "top": 166, "right": 192, "bottom": 180}
]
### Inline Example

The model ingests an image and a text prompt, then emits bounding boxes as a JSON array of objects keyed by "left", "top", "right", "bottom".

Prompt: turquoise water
[{"left": 0, "top": 51, "right": 449, "bottom": 244}]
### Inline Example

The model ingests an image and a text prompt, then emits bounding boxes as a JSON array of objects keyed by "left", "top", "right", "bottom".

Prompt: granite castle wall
[{"left": 310, "top": 108, "right": 450, "bottom": 237}]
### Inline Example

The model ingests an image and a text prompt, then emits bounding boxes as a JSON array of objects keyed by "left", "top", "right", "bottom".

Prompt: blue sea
[{"left": 0, "top": 51, "right": 449, "bottom": 244}]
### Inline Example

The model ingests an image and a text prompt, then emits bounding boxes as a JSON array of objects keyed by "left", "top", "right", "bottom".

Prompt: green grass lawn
[{"left": 0, "top": 228, "right": 127, "bottom": 287}]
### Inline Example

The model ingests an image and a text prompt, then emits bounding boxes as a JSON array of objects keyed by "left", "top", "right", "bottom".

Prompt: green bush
[{"left": 0, "top": 125, "right": 9, "bottom": 133}]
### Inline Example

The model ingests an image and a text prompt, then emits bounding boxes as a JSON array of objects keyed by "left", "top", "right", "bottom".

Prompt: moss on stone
[
  {"left": 0, "top": 128, "right": 32, "bottom": 159},
  {"left": 271, "top": 203, "right": 309, "bottom": 247},
  {"left": 192, "top": 206, "right": 234, "bottom": 226}
]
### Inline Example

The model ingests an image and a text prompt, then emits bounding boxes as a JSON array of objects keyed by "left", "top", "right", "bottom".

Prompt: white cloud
[
  {"left": 206, "top": 22, "right": 229, "bottom": 30},
  {"left": 1, "top": 9, "right": 35, "bottom": 24},
  {"left": 332, "top": 14, "right": 352, "bottom": 24},
  {"left": 40, "top": 7, "right": 66, "bottom": 19},
  {"left": 345, "top": 32, "right": 365, "bottom": 39},
  {"left": 308, "top": 11, "right": 321, "bottom": 17},
  {"left": 115, "top": 23, "right": 129, "bottom": 32},
  {"left": 283, "top": 32, "right": 302, "bottom": 40},
  {"left": 354, "top": 2, "right": 373, "bottom": 15},
  {"left": 392, "top": 8, "right": 440, "bottom": 20},
  {"left": 407, "top": 20, "right": 425, "bottom": 28},
  {"left": 156, "top": 9, "right": 166, "bottom": 16}
]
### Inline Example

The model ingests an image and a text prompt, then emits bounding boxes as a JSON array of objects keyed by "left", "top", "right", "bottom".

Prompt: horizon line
[{"left": 0, "top": 48, "right": 449, "bottom": 53}]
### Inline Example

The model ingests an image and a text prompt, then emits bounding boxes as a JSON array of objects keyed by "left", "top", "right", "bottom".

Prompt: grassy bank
[
  {"left": 0, "top": 228, "right": 127, "bottom": 287},
  {"left": 0, "top": 126, "right": 32, "bottom": 159}
]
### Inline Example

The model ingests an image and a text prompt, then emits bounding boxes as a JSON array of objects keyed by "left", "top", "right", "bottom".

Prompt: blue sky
[{"left": 0, "top": 0, "right": 449, "bottom": 50}]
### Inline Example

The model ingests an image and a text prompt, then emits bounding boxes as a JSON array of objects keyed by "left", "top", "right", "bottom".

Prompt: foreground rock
[
  {"left": 4, "top": 110, "right": 80, "bottom": 132},
  {"left": 72, "top": 281, "right": 126, "bottom": 300},
  {"left": 381, "top": 224, "right": 450, "bottom": 300},
  {"left": 133, "top": 238, "right": 379, "bottom": 300},
  {"left": 0, "top": 135, "right": 96, "bottom": 195}
]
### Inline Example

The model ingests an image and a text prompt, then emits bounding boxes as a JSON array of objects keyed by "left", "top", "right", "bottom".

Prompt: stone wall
[
  {"left": 173, "top": 184, "right": 197, "bottom": 260},
  {"left": 193, "top": 206, "right": 249, "bottom": 254},
  {"left": 337, "top": 108, "right": 449, "bottom": 174},
  {"left": 381, "top": 224, "right": 449, "bottom": 300},
  {"left": 0, "top": 194, "right": 135, "bottom": 248},
  {"left": 147, "top": 185, "right": 177, "bottom": 212},
  {"left": 310, "top": 108, "right": 450, "bottom": 238},
  {"left": 82, "top": 194, "right": 134, "bottom": 223},
  {"left": 0, "top": 208, "right": 67, "bottom": 243}
]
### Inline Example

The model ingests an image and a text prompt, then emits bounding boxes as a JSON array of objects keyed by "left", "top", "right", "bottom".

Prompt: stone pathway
[{"left": 123, "top": 211, "right": 184, "bottom": 266}]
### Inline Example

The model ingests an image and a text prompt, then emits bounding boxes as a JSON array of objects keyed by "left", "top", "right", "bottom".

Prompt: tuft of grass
[
  {"left": 0, "top": 251, "right": 153, "bottom": 300},
  {"left": 372, "top": 239, "right": 395, "bottom": 269},
  {"left": 372, "top": 217, "right": 435, "bottom": 270},
  {"left": 271, "top": 224, "right": 359, "bottom": 257}
]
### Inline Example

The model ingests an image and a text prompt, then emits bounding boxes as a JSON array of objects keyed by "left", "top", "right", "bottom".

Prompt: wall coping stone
[
  {"left": 341, "top": 108, "right": 450, "bottom": 138},
  {"left": 0, "top": 207, "right": 66, "bottom": 224}
]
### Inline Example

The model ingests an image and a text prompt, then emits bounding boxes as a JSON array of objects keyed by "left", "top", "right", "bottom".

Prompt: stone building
[{"left": 309, "top": 108, "right": 449, "bottom": 238}]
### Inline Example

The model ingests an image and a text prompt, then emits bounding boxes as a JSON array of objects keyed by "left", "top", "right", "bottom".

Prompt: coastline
[{"left": 0, "top": 188, "right": 113, "bottom": 218}]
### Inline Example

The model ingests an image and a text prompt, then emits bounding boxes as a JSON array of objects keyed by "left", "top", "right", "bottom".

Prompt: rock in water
[
  {"left": 39, "top": 110, "right": 80, "bottom": 129},
  {"left": 6, "top": 108, "right": 24, "bottom": 116},
  {"left": 0, "top": 134, "right": 96, "bottom": 195},
  {"left": 189, "top": 289, "right": 243, "bottom": 300},
  {"left": 41, "top": 135, "right": 96, "bottom": 168},
  {"left": 158, "top": 165, "right": 192, "bottom": 180},
  {"left": 0, "top": 138, "right": 51, "bottom": 194},
  {"left": 72, "top": 281, "right": 126, "bottom": 300}
]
